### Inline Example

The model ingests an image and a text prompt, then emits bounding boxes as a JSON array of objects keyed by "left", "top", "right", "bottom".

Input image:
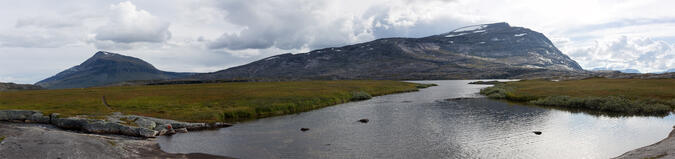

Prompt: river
[{"left": 158, "top": 80, "right": 674, "bottom": 159}]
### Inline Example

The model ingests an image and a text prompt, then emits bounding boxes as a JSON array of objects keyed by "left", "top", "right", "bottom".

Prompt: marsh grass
[
  {"left": 480, "top": 78, "right": 675, "bottom": 116},
  {"left": 0, "top": 80, "right": 427, "bottom": 122},
  {"left": 350, "top": 91, "right": 372, "bottom": 101}
]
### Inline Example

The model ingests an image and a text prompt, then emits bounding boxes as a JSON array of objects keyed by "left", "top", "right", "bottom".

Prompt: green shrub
[
  {"left": 350, "top": 91, "right": 372, "bottom": 101},
  {"left": 480, "top": 84, "right": 510, "bottom": 99},
  {"left": 530, "top": 96, "right": 672, "bottom": 115},
  {"left": 416, "top": 83, "right": 438, "bottom": 88}
]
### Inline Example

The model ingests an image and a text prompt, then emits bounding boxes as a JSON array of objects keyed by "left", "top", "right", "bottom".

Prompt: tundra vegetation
[
  {"left": 480, "top": 78, "right": 675, "bottom": 116},
  {"left": 0, "top": 80, "right": 430, "bottom": 122}
]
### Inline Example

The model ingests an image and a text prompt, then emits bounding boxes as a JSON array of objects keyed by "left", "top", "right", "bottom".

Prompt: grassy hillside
[
  {"left": 0, "top": 80, "right": 431, "bottom": 122},
  {"left": 480, "top": 78, "right": 675, "bottom": 116}
]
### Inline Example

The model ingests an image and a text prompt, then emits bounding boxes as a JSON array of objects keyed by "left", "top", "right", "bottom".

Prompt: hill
[
  {"left": 35, "top": 51, "right": 193, "bottom": 89},
  {"left": 199, "top": 22, "right": 584, "bottom": 80}
]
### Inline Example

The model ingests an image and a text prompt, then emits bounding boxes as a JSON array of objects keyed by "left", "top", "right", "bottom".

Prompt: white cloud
[
  {"left": 566, "top": 36, "right": 674, "bottom": 73},
  {"left": 206, "top": 0, "right": 470, "bottom": 51},
  {"left": 93, "top": 1, "right": 171, "bottom": 46}
]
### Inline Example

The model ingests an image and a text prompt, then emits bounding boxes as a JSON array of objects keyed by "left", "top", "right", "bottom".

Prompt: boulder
[
  {"left": 158, "top": 129, "right": 168, "bottom": 136},
  {"left": 51, "top": 118, "right": 90, "bottom": 130},
  {"left": 175, "top": 128, "right": 188, "bottom": 133},
  {"left": 84, "top": 121, "right": 123, "bottom": 134},
  {"left": 0, "top": 110, "right": 37, "bottom": 121},
  {"left": 135, "top": 127, "right": 158, "bottom": 138},
  {"left": 50, "top": 113, "right": 61, "bottom": 122},
  {"left": 28, "top": 112, "right": 50, "bottom": 123},
  {"left": 154, "top": 124, "right": 172, "bottom": 131},
  {"left": 134, "top": 118, "right": 156, "bottom": 129}
]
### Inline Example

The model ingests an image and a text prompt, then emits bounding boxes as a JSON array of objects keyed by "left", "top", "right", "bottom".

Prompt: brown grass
[{"left": 0, "top": 80, "right": 426, "bottom": 122}]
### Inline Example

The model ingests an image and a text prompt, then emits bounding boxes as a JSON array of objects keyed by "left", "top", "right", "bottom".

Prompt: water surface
[{"left": 159, "top": 80, "right": 674, "bottom": 159}]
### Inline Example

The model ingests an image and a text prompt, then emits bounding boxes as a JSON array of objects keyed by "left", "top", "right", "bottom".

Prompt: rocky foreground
[
  {"left": 0, "top": 122, "right": 230, "bottom": 159},
  {"left": 614, "top": 126, "right": 675, "bottom": 159},
  {"left": 0, "top": 110, "right": 231, "bottom": 138}
]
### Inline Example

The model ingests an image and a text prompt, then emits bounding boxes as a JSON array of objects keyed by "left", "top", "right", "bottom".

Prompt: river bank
[
  {"left": 479, "top": 78, "right": 675, "bottom": 116},
  {"left": 0, "top": 80, "right": 429, "bottom": 123},
  {"left": 614, "top": 126, "right": 675, "bottom": 158},
  {"left": 0, "top": 81, "right": 434, "bottom": 158},
  {"left": 0, "top": 122, "right": 230, "bottom": 159}
]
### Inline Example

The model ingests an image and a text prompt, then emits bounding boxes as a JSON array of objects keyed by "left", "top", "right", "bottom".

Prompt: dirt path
[{"left": 0, "top": 122, "right": 231, "bottom": 159}]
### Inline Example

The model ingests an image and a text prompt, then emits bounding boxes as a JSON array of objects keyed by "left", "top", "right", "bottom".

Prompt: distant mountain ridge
[
  {"left": 199, "top": 22, "right": 584, "bottom": 80},
  {"left": 592, "top": 68, "right": 641, "bottom": 74},
  {"left": 35, "top": 51, "right": 193, "bottom": 89},
  {"left": 0, "top": 82, "right": 42, "bottom": 91},
  {"left": 35, "top": 23, "right": 597, "bottom": 89}
]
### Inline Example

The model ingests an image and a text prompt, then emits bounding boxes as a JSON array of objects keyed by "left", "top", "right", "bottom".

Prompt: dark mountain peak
[
  {"left": 202, "top": 22, "right": 585, "bottom": 81},
  {"left": 35, "top": 51, "right": 192, "bottom": 89},
  {"left": 82, "top": 51, "right": 156, "bottom": 69},
  {"left": 450, "top": 22, "right": 510, "bottom": 32},
  {"left": 94, "top": 50, "right": 114, "bottom": 55},
  {"left": 433, "top": 22, "right": 583, "bottom": 71},
  {"left": 90, "top": 51, "right": 126, "bottom": 60}
]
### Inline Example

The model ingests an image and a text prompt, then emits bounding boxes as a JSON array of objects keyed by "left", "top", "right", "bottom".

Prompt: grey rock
[
  {"left": 615, "top": 128, "right": 675, "bottom": 158},
  {"left": 157, "top": 129, "right": 168, "bottom": 136},
  {"left": 82, "top": 120, "right": 157, "bottom": 138},
  {"left": 51, "top": 118, "right": 90, "bottom": 130},
  {"left": 175, "top": 128, "right": 188, "bottom": 133},
  {"left": 154, "top": 124, "right": 172, "bottom": 131},
  {"left": 0, "top": 110, "right": 37, "bottom": 121},
  {"left": 2, "top": 110, "right": 226, "bottom": 137},
  {"left": 135, "top": 127, "right": 158, "bottom": 138},
  {"left": 106, "top": 116, "right": 124, "bottom": 124},
  {"left": 134, "top": 118, "right": 156, "bottom": 129},
  {"left": 28, "top": 113, "right": 50, "bottom": 124}
]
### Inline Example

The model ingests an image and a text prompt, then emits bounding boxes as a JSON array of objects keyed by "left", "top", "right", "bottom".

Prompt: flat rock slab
[
  {"left": 614, "top": 128, "right": 675, "bottom": 159},
  {"left": 0, "top": 122, "right": 231, "bottom": 159}
]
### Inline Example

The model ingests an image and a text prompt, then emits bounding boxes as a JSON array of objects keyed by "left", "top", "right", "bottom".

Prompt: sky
[{"left": 1, "top": 0, "right": 674, "bottom": 84}]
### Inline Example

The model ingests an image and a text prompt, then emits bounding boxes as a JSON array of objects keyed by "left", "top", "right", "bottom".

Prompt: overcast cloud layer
[{"left": 1, "top": 0, "right": 674, "bottom": 84}]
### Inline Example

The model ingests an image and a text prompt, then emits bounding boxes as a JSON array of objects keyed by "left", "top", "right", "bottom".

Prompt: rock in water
[
  {"left": 300, "top": 128, "right": 310, "bottom": 132},
  {"left": 358, "top": 119, "right": 369, "bottom": 123},
  {"left": 533, "top": 131, "right": 542, "bottom": 135}
]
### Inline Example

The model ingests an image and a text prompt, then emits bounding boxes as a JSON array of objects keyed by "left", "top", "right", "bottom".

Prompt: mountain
[
  {"left": 592, "top": 68, "right": 641, "bottom": 74},
  {"left": 36, "top": 51, "right": 193, "bottom": 89},
  {"left": 0, "top": 82, "right": 42, "bottom": 91},
  {"left": 665, "top": 68, "right": 675, "bottom": 73},
  {"left": 199, "top": 22, "right": 583, "bottom": 80}
]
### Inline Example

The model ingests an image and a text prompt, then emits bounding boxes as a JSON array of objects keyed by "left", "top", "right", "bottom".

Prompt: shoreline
[
  {"left": 0, "top": 83, "right": 436, "bottom": 158},
  {"left": 614, "top": 126, "right": 675, "bottom": 158},
  {"left": 478, "top": 79, "right": 675, "bottom": 116},
  {"left": 0, "top": 122, "right": 231, "bottom": 159}
]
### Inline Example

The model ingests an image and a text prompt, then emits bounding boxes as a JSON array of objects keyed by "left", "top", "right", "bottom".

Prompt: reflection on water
[{"left": 159, "top": 80, "right": 674, "bottom": 159}]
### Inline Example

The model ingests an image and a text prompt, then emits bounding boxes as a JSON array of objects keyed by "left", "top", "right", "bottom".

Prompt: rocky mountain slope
[
  {"left": 199, "top": 22, "right": 584, "bottom": 80},
  {"left": 36, "top": 51, "right": 193, "bottom": 89}
]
